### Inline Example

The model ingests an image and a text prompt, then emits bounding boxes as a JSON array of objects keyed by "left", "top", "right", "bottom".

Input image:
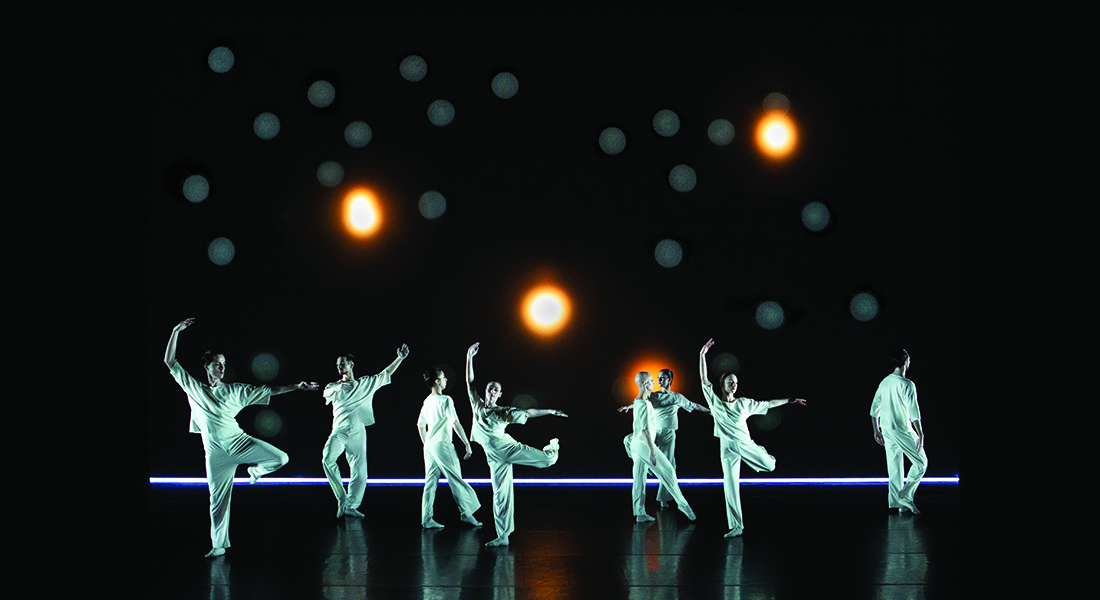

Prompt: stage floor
[{"left": 147, "top": 481, "right": 962, "bottom": 599}]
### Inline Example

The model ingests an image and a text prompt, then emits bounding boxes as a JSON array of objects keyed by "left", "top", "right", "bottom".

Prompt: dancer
[
  {"left": 870, "top": 348, "right": 927, "bottom": 514},
  {"left": 699, "top": 338, "right": 806, "bottom": 538},
  {"left": 322, "top": 344, "right": 410, "bottom": 518},
  {"left": 417, "top": 366, "right": 483, "bottom": 529},
  {"left": 466, "top": 342, "right": 566, "bottom": 547},
  {"left": 164, "top": 317, "right": 319, "bottom": 558},
  {"left": 619, "top": 368, "right": 711, "bottom": 508},
  {"left": 628, "top": 371, "right": 697, "bottom": 523}
]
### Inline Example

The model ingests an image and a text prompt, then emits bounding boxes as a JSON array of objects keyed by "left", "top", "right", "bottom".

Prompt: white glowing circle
[
  {"left": 755, "top": 301, "right": 785, "bottom": 330},
  {"left": 419, "top": 191, "right": 447, "bottom": 219},
  {"left": 182, "top": 175, "right": 209, "bottom": 203},
  {"left": 344, "top": 121, "right": 372, "bottom": 148},
  {"left": 654, "top": 239, "right": 683, "bottom": 268},
  {"left": 708, "top": 119, "right": 735, "bottom": 145},
  {"left": 599, "top": 127, "right": 627, "bottom": 155},
  {"left": 251, "top": 353, "right": 280, "bottom": 382},
  {"left": 766, "top": 123, "right": 790, "bottom": 147},
  {"left": 317, "top": 161, "right": 344, "bottom": 188},
  {"left": 207, "top": 237, "right": 235, "bottom": 266},
  {"left": 400, "top": 55, "right": 428, "bottom": 82},
  {"left": 207, "top": 46, "right": 234, "bottom": 73},
  {"left": 491, "top": 72, "right": 519, "bottom": 99},
  {"left": 254, "top": 409, "right": 283, "bottom": 437},
  {"left": 801, "top": 201, "right": 831, "bottom": 232},
  {"left": 669, "top": 164, "right": 697, "bottom": 192},
  {"left": 349, "top": 196, "right": 377, "bottom": 230},
  {"left": 253, "top": 112, "right": 281, "bottom": 140},
  {"left": 532, "top": 295, "right": 565, "bottom": 325},
  {"left": 427, "top": 99, "right": 455, "bottom": 126},
  {"left": 850, "top": 293, "right": 880, "bottom": 322},
  {"left": 653, "top": 109, "right": 680, "bottom": 137}
]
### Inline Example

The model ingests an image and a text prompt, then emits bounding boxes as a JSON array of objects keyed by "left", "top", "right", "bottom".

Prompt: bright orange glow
[
  {"left": 343, "top": 188, "right": 382, "bottom": 237},
  {"left": 616, "top": 354, "right": 677, "bottom": 403},
  {"left": 754, "top": 111, "right": 798, "bottom": 159},
  {"left": 521, "top": 285, "right": 572, "bottom": 336}
]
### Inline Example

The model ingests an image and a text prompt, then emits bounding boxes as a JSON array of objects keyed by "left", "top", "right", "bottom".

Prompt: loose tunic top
[
  {"left": 702, "top": 383, "right": 769, "bottom": 444},
  {"left": 869, "top": 373, "right": 920, "bottom": 432},
  {"left": 169, "top": 361, "right": 271, "bottom": 438},
  {"left": 418, "top": 394, "right": 460, "bottom": 444},
  {"left": 324, "top": 371, "right": 391, "bottom": 430},
  {"left": 646, "top": 390, "right": 697, "bottom": 431}
]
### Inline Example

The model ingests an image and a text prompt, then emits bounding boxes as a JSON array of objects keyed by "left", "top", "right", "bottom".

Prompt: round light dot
[
  {"left": 713, "top": 352, "right": 740, "bottom": 375},
  {"left": 253, "top": 112, "right": 281, "bottom": 140},
  {"left": 419, "top": 191, "right": 447, "bottom": 219},
  {"left": 207, "top": 237, "right": 236, "bottom": 266},
  {"left": 308, "top": 80, "right": 336, "bottom": 108},
  {"left": 653, "top": 109, "right": 681, "bottom": 137},
  {"left": 708, "top": 119, "right": 735, "bottom": 145},
  {"left": 755, "top": 301, "right": 785, "bottom": 330},
  {"left": 317, "top": 161, "right": 344, "bottom": 187},
  {"left": 400, "top": 55, "right": 428, "bottom": 82},
  {"left": 850, "top": 292, "right": 880, "bottom": 322},
  {"left": 207, "top": 46, "right": 234, "bottom": 73},
  {"left": 654, "top": 239, "right": 683, "bottom": 268},
  {"left": 344, "top": 121, "right": 372, "bottom": 148},
  {"left": 669, "top": 164, "right": 697, "bottom": 192},
  {"left": 182, "top": 175, "right": 209, "bottom": 203},
  {"left": 253, "top": 410, "right": 283, "bottom": 437},
  {"left": 251, "top": 353, "right": 280, "bottom": 382},
  {"left": 512, "top": 394, "right": 538, "bottom": 410},
  {"left": 599, "top": 127, "right": 627, "bottom": 155},
  {"left": 427, "top": 99, "right": 455, "bottom": 126},
  {"left": 763, "top": 92, "right": 791, "bottom": 112},
  {"left": 801, "top": 201, "right": 831, "bottom": 232},
  {"left": 491, "top": 72, "right": 519, "bottom": 99}
]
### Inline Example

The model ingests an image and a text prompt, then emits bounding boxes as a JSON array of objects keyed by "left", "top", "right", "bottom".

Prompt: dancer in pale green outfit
[
  {"left": 628, "top": 371, "right": 697, "bottom": 523},
  {"left": 699, "top": 338, "right": 806, "bottom": 538},
  {"left": 870, "top": 348, "right": 926, "bottom": 514},
  {"left": 321, "top": 344, "right": 409, "bottom": 519},
  {"left": 466, "top": 342, "right": 566, "bottom": 547},
  {"left": 418, "top": 367, "right": 483, "bottom": 529},
  {"left": 164, "top": 317, "right": 319, "bottom": 558}
]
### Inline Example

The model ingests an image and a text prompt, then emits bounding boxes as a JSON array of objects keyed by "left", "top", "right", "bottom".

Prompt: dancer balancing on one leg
[
  {"left": 466, "top": 342, "right": 567, "bottom": 547},
  {"left": 164, "top": 317, "right": 319, "bottom": 558},
  {"left": 699, "top": 338, "right": 806, "bottom": 538},
  {"left": 417, "top": 366, "right": 483, "bottom": 529},
  {"left": 321, "top": 344, "right": 410, "bottom": 519},
  {"left": 628, "top": 371, "right": 697, "bottom": 523}
]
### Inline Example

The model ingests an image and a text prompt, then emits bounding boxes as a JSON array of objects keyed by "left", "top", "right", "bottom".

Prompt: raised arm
[
  {"left": 466, "top": 342, "right": 482, "bottom": 410},
  {"left": 526, "top": 408, "right": 568, "bottom": 418},
  {"left": 164, "top": 317, "right": 195, "bottom": 367},
  {"left": 699, "top": 338, "right": 715, "bottom": 388},
  {"left": 384, "top": 344, "right": 410, "bottom": 377}
]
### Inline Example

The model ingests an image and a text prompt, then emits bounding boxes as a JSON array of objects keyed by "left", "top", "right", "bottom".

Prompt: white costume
[
  {"left": 870, "top": 373, "right": 927, "bottom": 509},
  {"left": 470, "top": 394, "right": 559, "bottom": 540},
  {"left": 622, "top": 390, "right": 697, "bottom": 503},
  {"left": 322, "top": 370, "right": 391, "bottom": 515},
  {"left": 629, "top": 396, "right": 694, "bottom": 518},
  {"left": 702, "top": 383, "right": 776, "bottom": 533},
  {"left": 168, "top": 361, "right": 288, "bottom": 550},
  {"left": 418, "top": 393, "right": 481, "bottom": 525}
]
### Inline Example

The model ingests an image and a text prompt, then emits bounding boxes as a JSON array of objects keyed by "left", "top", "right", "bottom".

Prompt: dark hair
[
  {"left": 658, "top": 369, "right": 674, "bottom": 381},
  {"left": 201, "top": 350, "right": 224, "bottom": 368},
  {"left": 890, "top": 349, "right": 910, "bottom": 367},
  {"left": 423, "top": 367, "right": 444, "bottom": 389},
  {"left": 338, "top": 353, "right": 355, "bottom": 363}
]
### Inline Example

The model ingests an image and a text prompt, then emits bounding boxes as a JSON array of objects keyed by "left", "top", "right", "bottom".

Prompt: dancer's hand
[
  {"left": 463, "top": 444, "right": 473, "bottom": 460},
  {"left": 467, "top": 342, "right": 479, "bottom": 358},
  {"left": 700, "top": 338, "right": 715, "bottom": 354},
  {"left": 397, "top": 344, "right": 410, "bottom": 359},
  {"left": 174, "top": 317, "right": 195, "bottom": 332},
  {"left": 298, "top": 381, "right": 320, "bottom": 391}
]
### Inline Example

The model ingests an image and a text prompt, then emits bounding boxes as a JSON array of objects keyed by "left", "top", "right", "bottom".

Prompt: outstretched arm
[
  {"left": 762, "top": 398, "right": 807, "bottom": 409},
  {"left": 384, "top": 344, "right": 410, "bottom": 377},
  {"left": 526, "top": 408, "right": 568, "bottom": 418},
  {"left": 164, "top": 317, "right": 195, "bottom": 367},
  {"left": 699, "top": 338, "right": 714, "bottom": 388},
  {"left": 270, "top": 381, "right": 321, "bottom": 396},
  {"left": 691, "top": 401, "right": 712, "bottom": 415}
]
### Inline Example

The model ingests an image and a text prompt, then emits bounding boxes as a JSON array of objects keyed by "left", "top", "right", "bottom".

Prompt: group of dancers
[{"left": 163, "top": 318, "right": 928, "bottom": 559}]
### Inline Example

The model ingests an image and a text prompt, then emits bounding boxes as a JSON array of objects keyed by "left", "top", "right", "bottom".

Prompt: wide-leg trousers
[
  {"left": 321, "top": 425, "right": 368, "bottom": 511},
  {"left": 720, "top": 438, "right": 775, "bottom": 531},
  {"left": 421, "top": 441, "right": 481, "bottom": 525},
  {"left": 202, "top": 431, "right": 289, "bottom": 549},
  {"left": 629, "top": 434, "right": 691, "bottom": 516},
  {"left": 882, "top": 428, "right": 928, "bottom": 508},
  {"left": 482, "top": 439, "right": 558, "bottom": 538}
]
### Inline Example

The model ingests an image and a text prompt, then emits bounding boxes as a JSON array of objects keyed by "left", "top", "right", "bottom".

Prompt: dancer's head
[
  {"left": 485, "top": 381, "right": 503, "bottom": 405},
  {"left": 720, "top": 373, "right": 738, "bottom": 396},
  {"left": 657, "top": 369, "right": 673, "bottom": 391},
  {"left": 635, "top": 371, "right": 654, "bottom": 393},
  {"left": 423, "top": 367, "right": 446, "bottom": 391},
  {"left": 890, "top": 349, "right": 910, "bottom": 374},
  {"left": 202, "top": 350, "right": 226, "bottom": 383},
  {"left": 336, "top": 354, "right": 355, "bottom": 376}
]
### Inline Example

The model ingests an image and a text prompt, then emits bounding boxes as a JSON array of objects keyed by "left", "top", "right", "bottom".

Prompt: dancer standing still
[
  {"left": 418, "top": 367, "right": 482, "bottom": 529},
  {"left": 699, "top": 338, "right": 805, "bottom": 538},
  {"left": 466, "top": 342, "right": 566, "bottom": 547},
  {"left": 321, "top": 344, "right": 409, "bottom": 519},
  {"left": 628, "top": 371, "right": 697, "bottom": 523},
  {"left": 870, "top": 348, "right": 927, "bottom": 514},
  {"left": 164, "top": 317, "right": 319, "bottom": 558}
]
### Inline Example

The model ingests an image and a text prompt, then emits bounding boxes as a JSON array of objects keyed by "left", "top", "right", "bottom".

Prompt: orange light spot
[
  {"left": 521, "top": 285, "right": 572, "bottom": 336},
  {"left": 616, "top": 354, "right": 676, "bottom": 403},
  {"left": 755, "top": 110, "right": 798, "bottom": 159},
  {"left": 343, "top": 188, "right": 382, "bottom": 237}
]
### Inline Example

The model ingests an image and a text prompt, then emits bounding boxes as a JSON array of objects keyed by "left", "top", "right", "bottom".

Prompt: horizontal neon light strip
[{"left": 149, "top": 476, "right": 958, "bottom": 486}]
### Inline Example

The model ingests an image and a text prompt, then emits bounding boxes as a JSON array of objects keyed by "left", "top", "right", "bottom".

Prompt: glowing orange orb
[
  {"left": 755, "top": 111, "right": 798, "bottom": 159},
  {"left": 343, "top": 188, "right": 382, "bottom": 237},
  {"left": 616, "top": 354, "right": 676, "bottom": 403},
  {"left": 522, "top": 285, "right": 572, "bottom": 336}
]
